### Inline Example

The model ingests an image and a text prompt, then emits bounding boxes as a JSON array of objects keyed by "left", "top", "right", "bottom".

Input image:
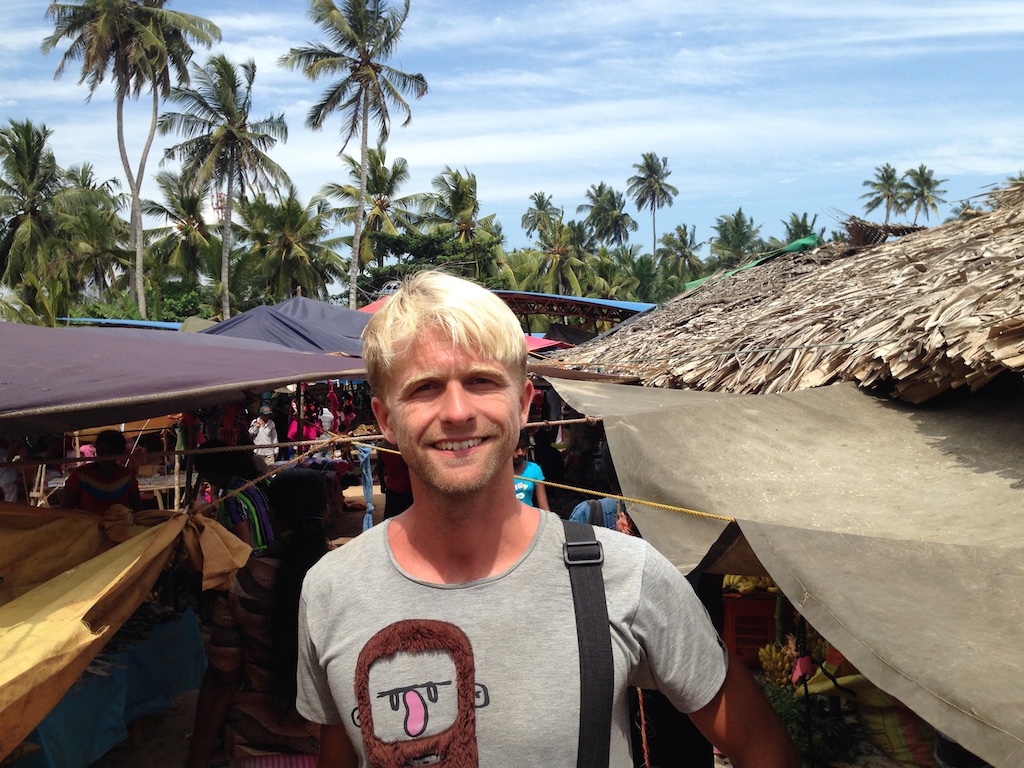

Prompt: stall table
[{"left": 19, "top": 606, "right": 206, "bottom": 768}]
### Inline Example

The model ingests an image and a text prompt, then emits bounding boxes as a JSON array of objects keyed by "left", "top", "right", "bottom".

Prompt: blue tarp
[{"left": 201, "top": 296, "right": 369, "bottom": 356}]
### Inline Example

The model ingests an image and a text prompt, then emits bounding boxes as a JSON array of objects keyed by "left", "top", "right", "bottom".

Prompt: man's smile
[{"left": 433, "top": 438, "right": 484, "bottom": 452}]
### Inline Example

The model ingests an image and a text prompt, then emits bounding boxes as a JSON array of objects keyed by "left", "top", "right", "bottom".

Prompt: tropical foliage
[
  {"left": 158, "top": 54, "right": 289, "bottom": 318},
  {"left": 2, "top": 2, "right": 971, "bottom": 332},
  {"left": 280, "top": 0, "right": 427, "bottom": 308},
  {"left": 860, "top": 162, "right": 947, "bottom": 224},
  {"left": 577, "top": 182, "right": 637, "bottom": 246},
  {"left": 321, "top": 147, "right": 424, "bottom": 269},
  {"left": 43, "top": 0, "right": 220, "bottom": 317},
  {"left": 627, "top": 152, "right": 678, "bottom": 256}
]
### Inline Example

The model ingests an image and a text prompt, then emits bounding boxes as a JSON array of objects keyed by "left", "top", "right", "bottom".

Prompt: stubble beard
[{"left": 404, "top": 422, "right": 520, "bottom": 501}]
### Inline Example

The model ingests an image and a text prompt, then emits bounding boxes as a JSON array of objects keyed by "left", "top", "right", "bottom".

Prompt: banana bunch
[
  {"left": 758, "top": 642, "right": 794, "bottom": 687},
  {"left": 722, "top": 574, "right": 779, "bottom": 594}
]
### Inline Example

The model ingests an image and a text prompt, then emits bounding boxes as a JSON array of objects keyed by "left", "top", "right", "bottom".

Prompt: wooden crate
[{"left": 722, "top": 594, "right": 777, "bottom": 668}]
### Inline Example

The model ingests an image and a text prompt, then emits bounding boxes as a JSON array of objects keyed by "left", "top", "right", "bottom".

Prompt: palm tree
[
  {"left": 709, "top": 208, "right": 762, "bottom": 270},
  {"left": 158, "top": 55, "right": 289, "bottom": 319},
  {"left": 321, "top": 147, "right": 423, "bottom": 269},
  {"left": 902, "top": 164, "right": 947, "bottom": 224},
  {"left": 626, "top": 152, "right": 678, "bottom": 255},
  {"left": 521, "top": 191, "right": 559, "bottom": 240},
  {"left": 281, "top": 0, "right": 428, "bottom": 309},
  {"left": 587, "top": 245, "right": 640, "bottom": 301},
  {"left": 526, "top": 212, "right": 592, "bottom": 296},
  {"left": 57, "top": 162, "right": 131, "bottom": 302},
  {"left": 0, "top": 120, "right": 65, "bottom": 303},
  {"left": 657, "top": 223, "right": 704, "bottom": 283},
  {"left": 1, "top": 123, "right": 129, "bottom": 320},
  {"left": 420, "top": 166, "right": 507, "bottom": 281},
  {"left": 237, "top": 183, "right": 346, "bottom": 302},
  {"left": 781, "top": 212, "right": 825, "bottom": 244},
  {"left": 860, "top": 163, "right": 909, "bottom": 224},
  {"left": 577, "top": 182, "right": 637, "bottom": 246},
  {"left": 43, "top": 0, "right": 220, "bottom": 318},
  {"left": 142, "top": 169, "right": 216, "bottom": 287}
]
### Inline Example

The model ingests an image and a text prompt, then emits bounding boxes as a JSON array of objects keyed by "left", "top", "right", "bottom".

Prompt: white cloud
[{"left": 6, "top": 0, "right": 1024, "bottom": 253}]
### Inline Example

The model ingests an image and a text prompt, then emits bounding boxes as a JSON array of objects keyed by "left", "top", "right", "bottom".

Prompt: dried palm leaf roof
[{"left": 555, "top": 184, "right": 1024, "bottom": 403}]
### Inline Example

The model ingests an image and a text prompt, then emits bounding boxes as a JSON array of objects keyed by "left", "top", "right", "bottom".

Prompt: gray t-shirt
[{"left": 297, "top": 511, "right": 727, "bottom": 766}]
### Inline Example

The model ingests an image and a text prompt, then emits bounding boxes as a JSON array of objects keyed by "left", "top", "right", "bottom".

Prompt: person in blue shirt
[
  {"left": 512, "top": 430, "right": 549, "bottom": 510},
  {"left": 569, "top": 497, "right": 621, "bottom": 529}
]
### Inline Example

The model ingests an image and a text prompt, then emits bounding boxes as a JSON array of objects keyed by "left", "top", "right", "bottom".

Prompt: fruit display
[
  {"left": 722, "top": 574, "right": 780, "bottom": 594},
  {"left": 758, "top": 642, "right": 794, "bottom": 687}
]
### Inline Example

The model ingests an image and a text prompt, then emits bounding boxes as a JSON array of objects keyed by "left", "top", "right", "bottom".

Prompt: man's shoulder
[
  {"left": 305, "top": 524, "right": 389, "bottom": 590},
  {"left": 549, "top": 513, "right": 649, "bottom": 558}
]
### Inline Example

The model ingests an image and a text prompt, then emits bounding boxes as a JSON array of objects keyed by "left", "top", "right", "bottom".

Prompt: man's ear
[
  {"left": 518, "top": 379, "right": 534, "bottom": 429},
  {"left": 371, "top": 396, "right": 397, "bottom": 444}
]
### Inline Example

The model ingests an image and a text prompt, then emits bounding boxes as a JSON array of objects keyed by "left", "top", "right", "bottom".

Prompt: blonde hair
[{"left": 362, "top": 271, "right": 527, "bottom": 400}]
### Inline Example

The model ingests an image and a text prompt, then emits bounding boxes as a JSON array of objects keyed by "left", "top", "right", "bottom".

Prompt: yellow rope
[
  {"left": 527, "top": 476, "right": 733, "bottom": 522},
  {"left": 367, "top": 441, "right": 734, "bottom": 523}
]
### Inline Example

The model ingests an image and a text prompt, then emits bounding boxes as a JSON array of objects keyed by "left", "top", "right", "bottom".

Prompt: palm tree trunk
[
  {"left": 651, "top": 209, "right": 657, "bottom": 257},
  {"left": 221, "top": 166, "right": 235, "bottom": 319},
  {"left": 115, "top": 89, "right": 147, "bottom": 319},
  {"left": 349, "top": 90, "right": 370, "bottom": 310},
  {"left": 131, "top": 87, "right": 161, "bottom": 318}
]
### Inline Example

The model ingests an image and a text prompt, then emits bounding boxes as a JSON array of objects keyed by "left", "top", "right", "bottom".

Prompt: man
[
  {"left": 248, "top": 404, "right": 279, "bottom": 469},
  {"left": 297, "top": 271, "right": 797, "bottom": 768}
]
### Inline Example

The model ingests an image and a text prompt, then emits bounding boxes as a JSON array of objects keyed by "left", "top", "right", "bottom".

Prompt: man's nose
[{"left": 438, "top": 383, "right": 473, "bottom": 422}]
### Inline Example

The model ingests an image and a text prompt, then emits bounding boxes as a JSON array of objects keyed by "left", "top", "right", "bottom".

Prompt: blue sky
[{"left": 3, "top": 0, "right": 1023, "bottom": 260}]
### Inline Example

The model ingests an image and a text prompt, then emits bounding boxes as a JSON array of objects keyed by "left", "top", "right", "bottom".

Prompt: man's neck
[{"left": 387, "top": 482, "right": 540, "bottom": 584}]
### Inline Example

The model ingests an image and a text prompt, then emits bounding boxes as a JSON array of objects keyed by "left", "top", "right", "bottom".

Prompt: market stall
[
  {"left": 548, "top": 377, "right": 1024, "bottom": 767},
  {"left": 0, "top": 322, "right": 367, "bottom": 763}
]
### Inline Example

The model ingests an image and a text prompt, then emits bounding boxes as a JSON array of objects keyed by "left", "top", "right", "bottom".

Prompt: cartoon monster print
[{"left": 352, "top": 619, "right": 489, "bottom": 768}]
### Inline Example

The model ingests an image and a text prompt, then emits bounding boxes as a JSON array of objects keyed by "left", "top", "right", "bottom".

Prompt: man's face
[{"left": 371, "top": 328, "right": 532, "bottom": 500}]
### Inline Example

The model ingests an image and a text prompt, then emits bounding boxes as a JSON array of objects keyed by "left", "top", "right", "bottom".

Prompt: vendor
[
  {"left": 248, "top": 404, "right": 279, "bottom": 470},
  {"left": 61, "top": 430, "right": 141, "bottom": 515},
  {"left": 185, "top": 468, "right": 328, "bottom": 767}
]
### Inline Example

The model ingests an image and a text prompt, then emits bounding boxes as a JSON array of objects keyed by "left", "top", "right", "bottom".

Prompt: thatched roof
[{"left": 555, "top": 185, "right": 1024, "bottom": 403}]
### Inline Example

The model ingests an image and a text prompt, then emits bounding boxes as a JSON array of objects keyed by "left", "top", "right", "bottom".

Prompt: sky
[{"left": 3, "top": 0, "right": 1024, "bottom": 263}]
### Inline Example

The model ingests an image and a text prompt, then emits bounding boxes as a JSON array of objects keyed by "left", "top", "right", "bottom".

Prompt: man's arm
[
  {"left": 688, "top": 650, "right": 799, "bottom": 768},
  {"left": 317, "top": 722, "right": 358, "bottom": 768}
]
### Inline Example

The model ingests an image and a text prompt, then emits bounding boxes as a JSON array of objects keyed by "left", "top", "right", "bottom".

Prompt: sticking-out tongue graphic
[{"left": 403, "top": 688, "right": 428, "bottom": 736}]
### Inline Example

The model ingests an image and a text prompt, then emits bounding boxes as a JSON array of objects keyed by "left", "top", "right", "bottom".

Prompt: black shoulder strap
[{"left": 562, "top": 519, "right": 613, "bottom": 768}]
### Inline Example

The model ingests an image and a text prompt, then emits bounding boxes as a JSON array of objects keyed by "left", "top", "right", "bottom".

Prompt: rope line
[
  {"left": 527, "top": 476, "right": 733, "bottom": 522},
  {"left": 368, "top": 436, "right": 734, "bottom": 523}
]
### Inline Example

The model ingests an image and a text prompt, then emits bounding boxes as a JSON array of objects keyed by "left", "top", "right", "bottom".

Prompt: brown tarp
[
  {"left": 550, "top": 378, "right": 1024, "bottom": 768},
  {"left": 0, "top": 322, "right": 365, "bottom": 438},
  {"left": 0, "top": 504, "right": 250, "bottom": 760}
]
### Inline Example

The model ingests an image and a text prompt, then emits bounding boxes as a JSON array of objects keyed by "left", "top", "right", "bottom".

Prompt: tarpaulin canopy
[
  {"left": 0, "top": 322, "right": 365, "bottom": 437},
  {"left": 549, "top": 377, "right": 1024, "bottom": 768},
  {"left": 0, "top": 504, "right": 251, "bottom": 761},
  {"left": 200, "top": 296, "right": 369, "bottom": 356}
]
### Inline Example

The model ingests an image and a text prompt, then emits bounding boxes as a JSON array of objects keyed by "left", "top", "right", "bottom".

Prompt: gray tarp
[
  {"left": 200, "top": 296, "right": 369, "bottom": 356},
  {"left": 550, "top": 378, "right": 1024, "bottom": 768}
]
